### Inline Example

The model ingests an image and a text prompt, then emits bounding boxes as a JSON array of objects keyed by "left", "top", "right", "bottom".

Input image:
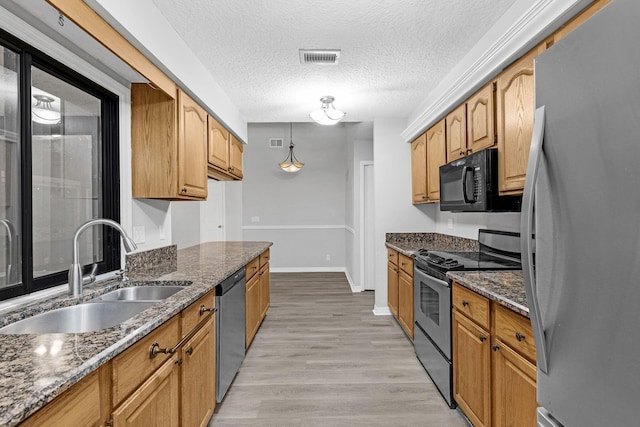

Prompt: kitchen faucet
[
  {"left": 68, "top": 218, "right": 137, "bottom": 298},
  {"left": 0, "top": 219, "right": 17, "bottom": 287}
]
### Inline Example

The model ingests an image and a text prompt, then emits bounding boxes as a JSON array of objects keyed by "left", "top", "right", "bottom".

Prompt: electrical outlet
[
  {"left": 447, "top": 219, "right": 454, "bottom": 230},
  {"left": 251, "top": 216, "right": 260, "bottom": 223},
  {"left": 132, "top": 226, "right": 146, "bottom": 244},
  {"left": 326, "top": 254, "right": 331, "bottom": 261}
]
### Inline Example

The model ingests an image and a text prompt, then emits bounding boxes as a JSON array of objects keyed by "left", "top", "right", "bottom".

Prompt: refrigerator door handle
[{"left": 520, "top": 105, "right": 549, "bottom": 374}]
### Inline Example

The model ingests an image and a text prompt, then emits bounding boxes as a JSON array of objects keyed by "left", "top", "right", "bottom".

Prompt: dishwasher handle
[{"left": 216, "top": 268, "right": 246, "bottom": 296}]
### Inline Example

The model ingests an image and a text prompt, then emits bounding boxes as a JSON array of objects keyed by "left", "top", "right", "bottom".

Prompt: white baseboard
[
  {"left": 344, "top": 269, "right": 362, "bottom": 293},
  {"left": 373, "top": 305, "right": 392, "bottom": 316},
  {"left": 269, "top": 267, "right": 347, "bottom": 273}
]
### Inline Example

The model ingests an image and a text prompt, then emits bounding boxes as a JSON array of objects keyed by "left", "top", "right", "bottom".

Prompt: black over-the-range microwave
[{"left": 439, "top": 148, "right": 522, "bottom": 212}]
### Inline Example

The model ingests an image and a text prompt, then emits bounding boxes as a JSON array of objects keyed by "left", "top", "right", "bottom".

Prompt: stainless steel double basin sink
[{"left": 0, "top": 285, "right": 186, "bottom": 334}]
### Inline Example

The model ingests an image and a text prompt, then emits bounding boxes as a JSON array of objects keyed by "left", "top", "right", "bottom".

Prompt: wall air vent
[
  {"left": 269, "top": 138, "right": 284, "bottom": 148},
  {"left": 299, "top": 49, "right": 341, "bottom": 65}
]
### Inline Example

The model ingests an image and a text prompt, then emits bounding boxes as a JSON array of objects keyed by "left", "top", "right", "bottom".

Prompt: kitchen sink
[
  {"left": 89, "top": 285, "right": 186, "bottom": 302},
  {"left": 0, "top": 301, "right": 156, "bottom": 334}
]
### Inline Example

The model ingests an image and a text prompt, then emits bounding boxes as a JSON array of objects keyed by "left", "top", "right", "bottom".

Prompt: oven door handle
[
  {"left": 520, "top": 105, "right": 549, "bottom": 374},
  {"left": 462, "top": 166, "right": 474, "bottom": 203}
]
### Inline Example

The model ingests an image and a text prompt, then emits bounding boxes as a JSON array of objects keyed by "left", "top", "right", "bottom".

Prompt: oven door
[{"left": 413, "top": 266, "right": 451, "bottom": 359}]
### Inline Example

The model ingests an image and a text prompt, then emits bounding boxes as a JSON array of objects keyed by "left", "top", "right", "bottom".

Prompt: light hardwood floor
[{"left": 209, "top": 272, "right": 467, "bottom": 426}]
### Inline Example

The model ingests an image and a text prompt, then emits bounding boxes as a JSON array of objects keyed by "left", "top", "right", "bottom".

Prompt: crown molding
[{"left": 401, "top": 0, "right": 592, "bottom": 143}]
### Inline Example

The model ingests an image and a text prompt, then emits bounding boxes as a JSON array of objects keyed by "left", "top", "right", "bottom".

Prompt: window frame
[{"left": 0, "top": 28, "right": 120, "bottom": 301}]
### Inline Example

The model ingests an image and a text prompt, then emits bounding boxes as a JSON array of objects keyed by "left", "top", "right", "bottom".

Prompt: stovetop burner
[{"left": 414, "top": 247, "right": 521, "bottom": 273}]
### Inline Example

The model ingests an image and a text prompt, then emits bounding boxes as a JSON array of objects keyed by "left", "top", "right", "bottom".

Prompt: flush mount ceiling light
[
  {"left": 279, "top": 123, "right": 304, "bottom": 173},
  {"left": 32, "top": 94, "right": 61, "bottom": 125},
  {"left": 309, "top": 96, "right": 346, "bottom": 125}
]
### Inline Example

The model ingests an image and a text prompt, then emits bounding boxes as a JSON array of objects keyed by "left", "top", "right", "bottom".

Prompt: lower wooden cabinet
[
  {"left": 452, "top": 282, "right": 538, "bottom": 427},
  {"left": 112, "top": 354, "right": 181, "bottom": 427},
  {"left": 387, "top": 249, "right": 414, "bottom": 340},
  {"left": 397, "top": 269, "right": 414, "bottom": 341},
  {"left": 181, "top": 317, "right": 215, "bottom": 427},
  {"left": 387, "top": 257, "right": 399, "bottom": 317},
  {"left": 246, "top": 249, "right": 271, "bottom": 349},
  {"left": 259, "top": 263, "right": 270, "bottom": 319},
  {"left": 245, "top": 271, "right": 260, "bottom": 348}
]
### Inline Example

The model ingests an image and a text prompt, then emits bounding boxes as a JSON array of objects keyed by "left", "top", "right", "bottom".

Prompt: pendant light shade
[
  {"left": 279, "top": 123, "right": 304, "bottom": 173},
  {"left": 32, "top": 94, "right": 61, "bottom": 125},
  {"left": 309, "top": 96, "right": 345, "bottom": 125}
]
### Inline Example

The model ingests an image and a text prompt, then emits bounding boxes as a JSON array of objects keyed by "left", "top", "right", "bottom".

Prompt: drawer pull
[
  {"left": 185, "top": 347, "right": 193, "bottom": 356},
  {"left": 175, "top": 358, "right": 183, "bottom": 366},
  {"left": 199, "top": 305, "right": 216, "bottom": 316},
  {"left": 149, "top": 342, "right": 176, "bottom": 358},
  {"left": 479, "top": 334, "right": 487, "bottom": 342},
  {"left": 462, "top": 300, "right": 469, "bottom": 307},
  {"left": 491, "top": 344, "right": 500, "bottom": 352},
  {"left": 515, "top": 331, "right": 526, "bottom": 342}
]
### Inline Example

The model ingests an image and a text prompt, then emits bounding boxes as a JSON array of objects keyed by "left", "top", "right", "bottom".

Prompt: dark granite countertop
[
  {"left": 0, "top": 241, "right": 271, "bottom": 427},
  {"left": 447, "top": 270, "right": 528, "bottom": 318},
  {"left": 385, "top": 232, "right": 479, "bottom": 257}
]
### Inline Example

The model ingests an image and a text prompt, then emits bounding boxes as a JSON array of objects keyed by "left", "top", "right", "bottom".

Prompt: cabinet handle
[
  {"left": 149, "top": 342, "right": 176, "bottom": 358},
  {"left": 199, "top": 304, "right": 216, "bottom": 316},
  {"left": 466, "top": 149, "right": 473, "bottom": 154},
  {"left": 515, "top": 331, "right": 526, "bottom": 342},
  {"left": 491, "top": 344, "right": 500, "bottom": 352},
  {"left": 459, "top": 151, "right": 465, "bottom": 156},
  {"left": 181, "top": 187, "right": 187, "bottom": 193},
  {"left": 461, "top": 300, "right": 469, "bottom": 307},
  {"left": 175, "top": 358, "right": 183, "bottom": 366},
  {"left": 422, "top": 195, "right": 428, "bottom": 200},
  {"left": 185, "top": 347, "right": 193, "bottom": 356},
  {"left": 393, "top": 268, "right": 398, "bottom": 273},
  {"left": 479, "top": 334, "right": 487, "bottom": 342}
]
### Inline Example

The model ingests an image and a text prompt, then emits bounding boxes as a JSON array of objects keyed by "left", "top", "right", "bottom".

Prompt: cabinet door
[
  {"left": 229, "top": 135, "right": 243, "bottom": 179},
  {"left": 467, "top": 83, "right": 496, "bottom": 154},
  {"left": 259, "top": 263, "right": 270, "bottom": 320},
  {"left": 387, "top": 261, "right": 399, "bottom": 318},
  {"left": 446, "top": 104, "right": 467, "bottom": 162},
  {"left": 245, "top": 273, "right": 260, "bottom": 348},
  {"left": 411, "top": 133, "right": 428, "bottom": 204},
  {"left": 496, "top": 46, "right": 544, "bottom": 195},
  {"left": 397, "top": 270, "right": 414, "bottom": 340},
  {"left": 492, "top": 339, "right": 537, "bottom": 427},
  {"left": 112, "top": 354, "right": 180, "bottom": 427},
  {"left": 177, "top": 90, "right": 208, "bottom": 199},
  {"left": 181, "top": 317, "right": 215, "bottom": 427},
  {"left": 426, "top": 119, "right": 446, "bottom": 201},
  {"left": 207, "top": 115, "right": 230, "bottom": 175},
  {"left": 453, "top": 311, "right": 491, "bottom": 427}
]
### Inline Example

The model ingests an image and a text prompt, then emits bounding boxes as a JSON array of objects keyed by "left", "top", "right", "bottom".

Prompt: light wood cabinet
[
  {"left": 181, "top": 317, "right": 215, "bottom": 427},
  {"left": 452, "top": 282, "right": 538, "bottom": 427},
  {"left": 207, "top": 116, "right": 244, "bottom": 181},
  {"left": 552, "top": 0, "right": 610, "bottom": 44},
  {"left": 112, "top": 354, "right": 181, "bottom": 427},
  {"left": 387, "top": 248, "right": 399, "bottom": 318},
  {"left": 20, "top": 365, "right": 111, "bottom": 427},
  {"left": 397, "top": 253, "right": 414, "bottom": 341},
  {"left": 453, "top": 310, "right": 491, "bottom": 427},
  {"left": 131, "top": 84, "right": 208, "bottom": 200},
  {"left": 259, "top": 263, "right": 270, "bottom": 320},
  {"left": 466, "top": 82, "right": 496, "bottom": 154},
  {"left": 496, "top": 45, "right": 545, "bottom": 195},
  {"left": 446, "top": 104, "right": 467, "bottom": 162},
  {"left": 426, "top": 119, "right": 446, "bottom": 201},
  {"left": 411, "top": 133, "right": 428, "bottom": 204},
  {"left": 245, "top": 270, "right": 260, "bottom": 348}
]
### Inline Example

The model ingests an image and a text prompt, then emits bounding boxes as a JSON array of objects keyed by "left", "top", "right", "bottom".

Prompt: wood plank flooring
[{"left": 209, "top": 272, "right": 467, "bottom": 426}]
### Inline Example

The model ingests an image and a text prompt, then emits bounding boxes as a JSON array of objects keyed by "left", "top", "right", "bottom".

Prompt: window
[{"left": 0, "top": 30, "right": 120, "bottom": 301}]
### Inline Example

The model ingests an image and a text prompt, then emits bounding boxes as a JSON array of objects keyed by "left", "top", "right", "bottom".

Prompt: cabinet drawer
[
  {"left": 387, "top": 248, "right": 398, "bottom": 266},
  {"left": 246, "top": 257, "right": 260, "bottom": 280},
  {"left": 259, "top": 249, "right": 270, "bottom": 267},
  {"left": 181, "top": 289, "right": 215, "bottom": 337},
  {"left": 453, "top": 282, "right": 490, "bottom": 330},
  {"left": 112, "top": 316, "right": 180, "bottom": 406},
  {"left": 494, "top": 304, "right": 536, "bottom": 363},
  {"left": 399, "top": 254, "right": 413, "bottom": 276}
]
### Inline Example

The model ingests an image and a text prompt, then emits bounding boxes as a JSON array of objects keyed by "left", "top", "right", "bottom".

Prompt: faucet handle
[{"left": 116, "top": 268, "right": 130, "bottom": 282}]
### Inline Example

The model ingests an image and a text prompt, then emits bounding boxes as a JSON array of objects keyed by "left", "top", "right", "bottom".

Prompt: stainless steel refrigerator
[{"left": 521, "top": 0, "right": 640, "bottom": 425}]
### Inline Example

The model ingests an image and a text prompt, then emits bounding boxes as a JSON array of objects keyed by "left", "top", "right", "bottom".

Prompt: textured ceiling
[{"left": 151, "top": 0, "right": 517, "bottom": 123}]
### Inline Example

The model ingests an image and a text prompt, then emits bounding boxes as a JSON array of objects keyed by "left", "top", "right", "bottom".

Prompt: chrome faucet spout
[{"left": 68, "top": 218, "right": 137, "bottom": 298}]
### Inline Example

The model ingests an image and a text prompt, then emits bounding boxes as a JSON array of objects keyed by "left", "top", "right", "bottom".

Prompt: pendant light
[
  {"left": 279, "top": 123, "right": 304, "bottom": 173},
  {"left": 32, "top": 94, "right": 61, "bottom": 125},
  {"left": 309, "top": 96, "right": 345, "bottom": 125}
]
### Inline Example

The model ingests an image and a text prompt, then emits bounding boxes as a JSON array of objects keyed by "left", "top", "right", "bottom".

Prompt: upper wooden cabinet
[
  {"left": 207, "top": 116, "right": 244, "bottom": 181},
  {"left": 426, "top": 119, "right": 446, "bottom": 201},
  {"left": 446, "top": 104, "right": 467, "bottom": 162},
  {"left": 411, "top": 132, "right": 428, "bottom": 204},
  {"left": 552, "top": 0, "right": 610, "bottom": 44},
  {"left": 466, "top": 83, "right": 496, "bottom": 155},
  {"left": 495, "top": 44, "right": 545, "bottom": 195},
  {"left": 131, "top": 84, "right": 208, "bottom": 200}
]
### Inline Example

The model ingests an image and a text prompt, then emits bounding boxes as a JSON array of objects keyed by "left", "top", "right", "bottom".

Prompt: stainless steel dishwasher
[{"left": 215, "top": 268, "right": 246, "bottom": 403}]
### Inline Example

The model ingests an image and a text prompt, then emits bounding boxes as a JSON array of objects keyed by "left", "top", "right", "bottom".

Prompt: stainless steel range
[{"left": 413, "top": 229, "right": 521, "bottom": 408}]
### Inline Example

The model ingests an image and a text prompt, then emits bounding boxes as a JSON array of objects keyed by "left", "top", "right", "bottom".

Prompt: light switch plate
[{"left": 251, "top": 216, "right": 260, "bottom": 223}]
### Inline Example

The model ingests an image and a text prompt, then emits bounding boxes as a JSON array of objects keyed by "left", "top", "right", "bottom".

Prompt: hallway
[{"left": 210, "top": 272, "right": 467, "bottom": 426}]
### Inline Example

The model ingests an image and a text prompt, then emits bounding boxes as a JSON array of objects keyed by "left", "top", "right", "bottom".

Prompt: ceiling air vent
[
  {"left": 269, "top": 138, "right": 284, "bottom": 148},
  {"left": 299, "top": 49, "right": 341, "bottom": 65}
]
